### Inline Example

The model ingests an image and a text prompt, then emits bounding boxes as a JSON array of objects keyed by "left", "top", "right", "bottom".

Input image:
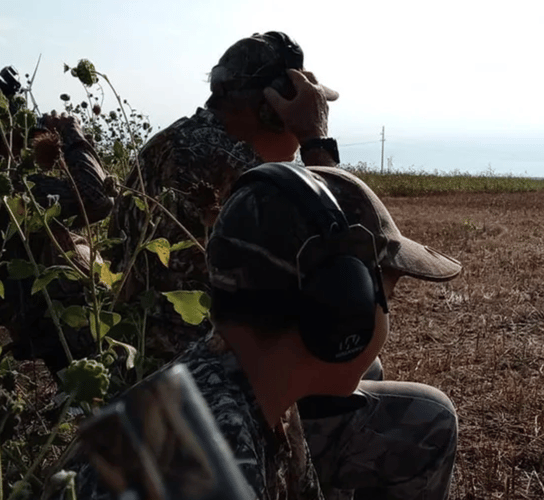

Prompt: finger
[
  {"left": 300, "top": 70, "right": 318, "bottom": 85},
  {"left": 263, "top": 86, "right": 286, "bottom": 113},
  {"left": 286, "top": 68, "right": 311, "bottom": 88}
]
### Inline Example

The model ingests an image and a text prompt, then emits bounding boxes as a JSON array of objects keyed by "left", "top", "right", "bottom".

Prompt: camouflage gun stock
[{"left": 78, "top": 364, "right": 255, "bottom": 500}]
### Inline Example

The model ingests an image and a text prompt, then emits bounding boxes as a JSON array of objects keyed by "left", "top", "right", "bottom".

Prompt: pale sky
[{"left": 3, "top": 0, "right": 544, "bottom": 146}]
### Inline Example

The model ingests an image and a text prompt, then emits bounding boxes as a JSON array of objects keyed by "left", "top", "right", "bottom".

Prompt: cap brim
[{"left": 383, "top": 237, "right": 462, "bottom": 282}]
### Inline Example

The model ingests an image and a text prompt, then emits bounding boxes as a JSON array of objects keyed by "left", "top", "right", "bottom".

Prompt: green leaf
[
  {"left": 0, "top": 89, "right": 9, "bottom": 117},
  {"left": 44, "top": 202, "right": 61, "bottom": 224},
  {"left": 27, "top": 210, "right": 44, "bottom": 233},
  {"left": 0, "top": 280, "right": 4, "bottom": 299},
  {"left": 7, "top": 259, "right": 35, "bottom": 280},
  {"left": 95, "top": 237, "right": 124, "bottom": 251},
  {"left": 145, "top": 238, "right": 170, "bottom": 267},
  {"left": 133, "top": 196, "right": 146, "bottom": 212},
  {"left": 105, "top": 338, "right": 137, "bottom": 370},
  {"left": 170, "top": 240, "right": 196, "bottom": 252},
  {"left": 31, "top": 267, "right": 62, "bottom": 294},
  {"left": 45, "top": 299, "right": 65, "bottom": 320},
  {"left": 64, "top": 214, "right": 78, "bottom": 227},
  {"left": 14, "top": 109, "right": 37, "bottom": 131},
  {"left": 113, "top": 140, "right": 125, "bottom": 159},
  {"left": 62, "top": 305, "right": 88, "bottom": 329},
  {"left": 0, "top": 172, "right": 13, "bottom": 197},
  {"left": 94, "top": 261, "right": 123, "bottom": 288},
  {"left": 89, "top": 310, "right": 122, "bottom": 340},
  {"left": 162, "top": 290, "right": 211, "bottom": 326},
  {"left": 4, "top": 196, "right": 26, "bottom": 241}
]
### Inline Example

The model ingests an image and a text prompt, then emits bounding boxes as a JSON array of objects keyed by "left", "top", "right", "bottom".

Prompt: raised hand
[{"left": 263, "top": 69, "right": 330, "bottom": 143}]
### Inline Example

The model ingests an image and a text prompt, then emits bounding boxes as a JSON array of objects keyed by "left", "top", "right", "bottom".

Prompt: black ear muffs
[
  {"left": 230, "top": 163, "right": 388, "bottom": 363},
  {"left": 299, "top": 255, "right": 377, "bottom": 363}
]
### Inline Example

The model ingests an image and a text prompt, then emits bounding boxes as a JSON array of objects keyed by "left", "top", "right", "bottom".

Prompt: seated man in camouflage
[{"left": 60, "top": 163, "right": 460, "bottom": 500}]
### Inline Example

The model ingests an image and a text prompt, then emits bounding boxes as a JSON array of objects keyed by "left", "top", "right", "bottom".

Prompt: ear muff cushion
[{"left": 299, "top": 255, "right": 376, "bottom": 363}]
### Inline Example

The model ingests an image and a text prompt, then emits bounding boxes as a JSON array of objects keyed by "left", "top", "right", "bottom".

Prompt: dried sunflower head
[{"left": 32, "top": 130, "right": 62, "bottom": 170}]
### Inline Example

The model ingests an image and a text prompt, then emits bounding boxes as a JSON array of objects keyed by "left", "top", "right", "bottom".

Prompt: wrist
[
  {"left": 299, "top": 137, "right": 340, "bottom": 165},
  {"left": 296, "top": 129, "right": 327, "bottom": 144}
]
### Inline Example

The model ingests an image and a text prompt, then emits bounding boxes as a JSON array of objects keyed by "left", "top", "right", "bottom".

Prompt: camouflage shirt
[
  {"left": 108, "top": 107, "right": 262, "bottom": 357},
  {"left": 178, "top": 331, "right": 324, "bottom": 500},
  {"left": 48, "top": 331, "right": 324, "bottom": 500}
]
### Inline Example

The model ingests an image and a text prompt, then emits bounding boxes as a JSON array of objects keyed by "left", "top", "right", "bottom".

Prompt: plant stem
[
  {"left": 109, "top": 210, "right": 151, "bottom": 310},
  {"left": 96, "top": 72, "right": 148, "bottom": 211},
  {"left": 1, "top": 448, "right": 43, "bottom": 491},
  {"left": 2, "top": 196, "right": 73, "bottom": 364},
  {"left": 58, "top": 162, "right": 102, "bottom": 353},
  {"left": 21, "top": 181, "right": 87, "bottom": 280},
  {"left": 0, "top": 120, "right": 16, "bottom": 169},
  {"left": 120, "top": 185, "right": 205, "bottom": 253},
  {"left": 6, "top": 394, "right": 74, "bottom": 500}
]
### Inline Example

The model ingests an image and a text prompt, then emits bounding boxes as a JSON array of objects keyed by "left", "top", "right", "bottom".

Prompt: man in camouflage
[
  {"left": 189, "top": 164, "right": 461, "bottom": 500},
  {"left": 59, "top": 163, "right": 460, "bottom": 500},
  {"left": 108, "top": 32, "right": 340, "bottom": 358}
]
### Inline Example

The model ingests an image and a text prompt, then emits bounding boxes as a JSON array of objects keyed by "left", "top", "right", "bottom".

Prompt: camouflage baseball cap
[
  {"left": 209, "top": 31, "right": 339, "bottom": 101},
  {"left": 207, "top": 164, "right": 461, "bottom": 293}
]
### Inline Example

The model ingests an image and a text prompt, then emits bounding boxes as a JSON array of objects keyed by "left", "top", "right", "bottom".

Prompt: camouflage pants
[{"left": 300, "top": 360, "right": 457, "bottom": 500}]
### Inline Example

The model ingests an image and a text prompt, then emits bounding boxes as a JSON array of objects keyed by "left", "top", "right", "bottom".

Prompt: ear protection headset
[{"left": 230, "top": 162, "right": 389, "bottom": 363}]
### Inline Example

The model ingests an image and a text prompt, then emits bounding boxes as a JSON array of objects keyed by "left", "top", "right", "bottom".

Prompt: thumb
[{"left": 263, "top": 86, "right": 286, "bottom": 114}]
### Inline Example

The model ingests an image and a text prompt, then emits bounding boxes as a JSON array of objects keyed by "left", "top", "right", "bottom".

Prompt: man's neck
[
  {"left": 210, "top": 107, "right": 298, "bottom": 162},
  {"left": 217, "top": 325, "right": 312, "bottom": 428}
]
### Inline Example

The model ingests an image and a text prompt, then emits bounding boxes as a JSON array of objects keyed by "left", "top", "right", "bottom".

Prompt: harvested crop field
[{"left": 382, "top": 191, "right": 544, "bottom": 499}]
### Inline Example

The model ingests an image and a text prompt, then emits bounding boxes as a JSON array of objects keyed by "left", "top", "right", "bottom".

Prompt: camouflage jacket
[
  {"left": 177, "top": 331, "right": 324, "bottom": 500},
  {"left": 108, "top": 107, "right": 262, "bottom": 357},
  {"left": 47, "top": 332, "right": 324, "bottom": 500}
]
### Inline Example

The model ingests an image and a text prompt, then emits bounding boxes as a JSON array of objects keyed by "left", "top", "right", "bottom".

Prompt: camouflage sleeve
[
  {"left": 28, "top": 136, "right": 114, "bottom": 227},
  {"left": 108, "top": 109, "right": 261, "bottom": 284}
]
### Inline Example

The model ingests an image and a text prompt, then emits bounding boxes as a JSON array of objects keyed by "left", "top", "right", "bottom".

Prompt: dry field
[{"left": 382, "top": 191, "right": 544, "bottom": 499}]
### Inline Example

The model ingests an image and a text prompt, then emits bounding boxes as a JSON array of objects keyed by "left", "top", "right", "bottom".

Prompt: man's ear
[{"left": 258, "top": 100, "right": 285, "bottom": 133}]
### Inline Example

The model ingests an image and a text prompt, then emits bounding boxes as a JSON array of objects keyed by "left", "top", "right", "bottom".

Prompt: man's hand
[
  {"left": 263, "top": 69, "right": 329, "bottom": 143},
  {"left": 40, "top": 113, "right": 87, "bottom": 148}
]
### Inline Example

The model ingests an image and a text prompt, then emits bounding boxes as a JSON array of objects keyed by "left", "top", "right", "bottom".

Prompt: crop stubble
[{"left": 383, "top": 191, "right": 544, "bottom": 499}]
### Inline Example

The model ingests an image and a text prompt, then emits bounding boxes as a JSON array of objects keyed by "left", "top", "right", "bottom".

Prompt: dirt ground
[{"left": 382, "top": 191, "right": 544, "bottom": 499}]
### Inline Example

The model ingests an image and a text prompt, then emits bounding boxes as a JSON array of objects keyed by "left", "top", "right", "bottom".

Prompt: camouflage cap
[
  {"left": 308, "top": 167, "right": 462, "bottom": 282},
  {"left": 207, "top": 164, "right": 461, "bottom": 293},
  {"left": 209, "top": 31, "right": 339, "bottom": 101}
]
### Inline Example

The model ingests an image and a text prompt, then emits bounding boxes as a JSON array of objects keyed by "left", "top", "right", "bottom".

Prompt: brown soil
[{"left": 382, "top": 191, "right": 544, "bottom": 499}]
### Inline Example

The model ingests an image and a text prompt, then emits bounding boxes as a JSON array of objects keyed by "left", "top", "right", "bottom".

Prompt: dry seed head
[{"left": 32, "top": 131, "right": 62, "bottom": 170}]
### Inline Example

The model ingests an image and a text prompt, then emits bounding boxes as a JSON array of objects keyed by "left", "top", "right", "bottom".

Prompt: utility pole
[{"left": 380, "top": 126, "right": 385, "bottom": 174}]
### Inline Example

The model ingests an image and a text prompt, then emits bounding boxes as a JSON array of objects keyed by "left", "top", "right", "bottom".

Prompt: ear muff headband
[
  {"left": 230, "top": 163, "right": 388, "bottom": 363},
  {"left": 233, "top": 162, "right": 348, "bottom": 238}
]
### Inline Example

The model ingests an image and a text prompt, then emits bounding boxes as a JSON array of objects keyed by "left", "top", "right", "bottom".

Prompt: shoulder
[{"left": 179, "top": 336, "right": 268, "bottom": 497}]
